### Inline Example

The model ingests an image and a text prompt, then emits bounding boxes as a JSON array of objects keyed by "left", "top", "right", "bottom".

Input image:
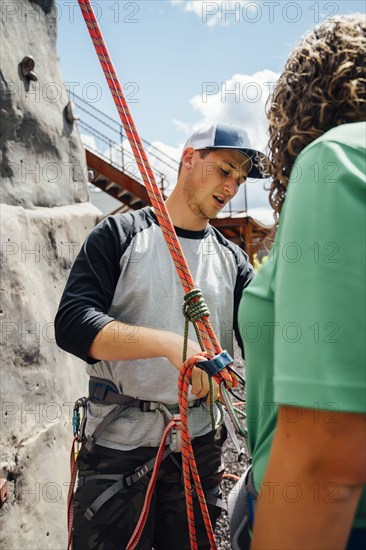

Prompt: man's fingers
[
  {"left": 195, "top": 371, "right": 210, "bottom": 399},
  {"left": 190, "top": 365, "right": 219, "bottom": 400},
  {"left": 190, "top": 367, "right": 203, "bottom": 395}
]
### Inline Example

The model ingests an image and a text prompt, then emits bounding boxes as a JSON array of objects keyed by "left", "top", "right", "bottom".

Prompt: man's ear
[{"left": 181, "top": 147, "right": 196, "bottom": 172}]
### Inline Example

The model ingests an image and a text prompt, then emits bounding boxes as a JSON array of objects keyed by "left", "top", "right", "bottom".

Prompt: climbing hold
[
  {"left": 0, "top": 478, "right": 8, "bottom": 508},
  {"left": 64, "top": 101, "right": 79, "bottom": 123},
  {"left": 20, "top": 56, "right": 38, "bottom": 81}
]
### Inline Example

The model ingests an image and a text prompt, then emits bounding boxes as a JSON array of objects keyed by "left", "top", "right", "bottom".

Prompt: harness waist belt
[{"left": 89, "top": 376, "right": 203, "bottom": 410}]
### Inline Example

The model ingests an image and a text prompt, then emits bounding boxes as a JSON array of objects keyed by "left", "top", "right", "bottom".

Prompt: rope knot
[{"left": 182, "top": 289, "right": 210, "bottom": 322}]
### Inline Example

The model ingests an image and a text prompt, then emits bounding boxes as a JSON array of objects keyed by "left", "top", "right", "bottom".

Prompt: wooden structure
[{"left": 211, "top": 216, "right": 273, "bottom": 263}]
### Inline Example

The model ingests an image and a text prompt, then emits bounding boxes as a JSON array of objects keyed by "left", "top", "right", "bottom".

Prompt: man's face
[{"left": 182, "top": 148, "right": 251, "bottom": 221}]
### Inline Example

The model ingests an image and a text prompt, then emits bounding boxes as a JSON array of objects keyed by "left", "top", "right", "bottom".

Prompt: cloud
[
  {"left": 172, "top": 119, "right": 192, "bottom": 135},
  {"left": 80, "top": 133, "right": 98, "bottom": 150},
  {"left": 171, "top": 1, "right": 258, "bottom": 26},
  {"left": 190, "top": 69, "right": 278, "bottom": 151},
  {"left": 247, "top": 206, "right": 274, "bottom": 225}
]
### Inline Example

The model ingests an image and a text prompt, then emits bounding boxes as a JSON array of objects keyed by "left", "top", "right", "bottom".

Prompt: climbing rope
[
  {"left": 67, "top": 436, "right": 79, "bottom": 550},
  {"left": 70, "top": 2, "right": 243, "bottom": 548},
  {"left": 126, "top": 418, "right": 179, "bottom": 550},
  {"left": 178, "top": 355, "right": 217, "bottom": 549}
]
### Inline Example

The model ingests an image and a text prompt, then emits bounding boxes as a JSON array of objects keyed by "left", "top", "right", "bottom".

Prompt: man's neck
[{"left": 165, "top": 190, "right": 208, "bottom": 232}]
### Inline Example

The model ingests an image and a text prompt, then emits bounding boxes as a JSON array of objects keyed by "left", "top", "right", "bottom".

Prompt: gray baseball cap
[{"left": 183, "top": 122, "right": 266, "bottom": 179}]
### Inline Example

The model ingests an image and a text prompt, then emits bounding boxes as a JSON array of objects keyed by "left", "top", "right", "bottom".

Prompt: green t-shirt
[{"left": 239, "top": 122, "right": 366, "bottom": 528}]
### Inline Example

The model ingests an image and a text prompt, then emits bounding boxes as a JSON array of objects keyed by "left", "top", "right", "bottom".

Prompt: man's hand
[
  {"left": 163, "top": 332, "right": 219, "bottom": 402},
  {"left": 88, "top": 325, "right": 220, "bottom": 403},
  {"left": 191, "top": 366, "right": 219, "bottom": 402}
]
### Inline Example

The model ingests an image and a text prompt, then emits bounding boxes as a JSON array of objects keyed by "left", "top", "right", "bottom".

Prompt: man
[{"left": 55, "top": 122, "right": 265, "bottom": 549}]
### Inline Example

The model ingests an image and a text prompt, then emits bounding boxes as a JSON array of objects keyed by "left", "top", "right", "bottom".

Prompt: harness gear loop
[{"left": 168, "top": 414, "right": 182, "bottom": 453}]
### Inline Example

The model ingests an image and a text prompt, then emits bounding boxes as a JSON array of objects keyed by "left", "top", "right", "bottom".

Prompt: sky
[{"left": 56, "top": 0, "right": 365, "bottom": 223}]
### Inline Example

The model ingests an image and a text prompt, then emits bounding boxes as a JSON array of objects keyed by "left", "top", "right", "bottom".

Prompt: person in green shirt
[{"left": 235, "top": 13, "right": 366, "bottom": 550}]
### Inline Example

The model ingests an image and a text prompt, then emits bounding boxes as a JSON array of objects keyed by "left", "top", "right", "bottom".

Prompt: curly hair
[{"left": 265, "top": 14, "right": 366, "bottom": 220}]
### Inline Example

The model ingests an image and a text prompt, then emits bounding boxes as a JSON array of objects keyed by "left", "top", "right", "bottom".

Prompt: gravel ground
[
  {"left": 215, "top": 356, "right": 250, "bottom": 550},
  {"left": 215, "top": 432, "right": 250, "bottom": 549}
]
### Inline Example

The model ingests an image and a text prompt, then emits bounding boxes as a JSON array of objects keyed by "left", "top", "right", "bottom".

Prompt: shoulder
[
  {"left": 207, "top": 225, "right": 252, "bottom": 273},
  {"left": 286, "top": 122, "right": 366, "bottom": 200},
  {"left": 295, "top": 122, "right": 366, "bottom": 166},
  {"left": 80, "top": 207, "right": 158, "bottom": 263},
  {"left": 88, "top": 207, "right": 157, "bottom": 245},
  {"left": 94, "top": 206, "right": 157, "bottom": 236},
  {"left": 309, "top": 121, "right": 365, "bottom": 150}
]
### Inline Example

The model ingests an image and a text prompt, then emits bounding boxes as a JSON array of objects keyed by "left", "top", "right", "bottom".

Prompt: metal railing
[{"left": 70, "top": 91, "right": 178, "bottom": 193}]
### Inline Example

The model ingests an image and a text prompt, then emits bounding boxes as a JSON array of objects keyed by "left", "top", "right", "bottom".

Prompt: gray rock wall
[
  {"left": 0, "top": 1, "right": 101, "bottom": 547},
  {"left": 1, "top": 0, "right": 88, "bottom": 208}
]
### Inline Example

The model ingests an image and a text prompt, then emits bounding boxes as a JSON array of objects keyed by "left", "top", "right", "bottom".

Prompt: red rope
[
  {"left": 67, "top": 436, "right": 79, "bottom": 550},
  {"left": 178, "top": 355, "right": 217, "bottom": 550},
  {"left": 223, "top": 473, "right": 241, "bottom": 482},
  {"left": 126, "top": 419, "right": 177, "bottom": 550},
  {"left": 73, "top": 2, "right": 239, "bottom": 547}
]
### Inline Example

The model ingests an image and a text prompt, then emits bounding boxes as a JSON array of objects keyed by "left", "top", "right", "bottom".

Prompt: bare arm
[
  {"left": 89, "top": 321, "right": 218, "bottom": 400},
  {"left": 251, "top": 406, "right": 366, "bottom": 550}
]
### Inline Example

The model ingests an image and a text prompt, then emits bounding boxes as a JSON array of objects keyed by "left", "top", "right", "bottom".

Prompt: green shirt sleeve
[{"left": 273, "top": 125, "right": 366, "bottom": 413}]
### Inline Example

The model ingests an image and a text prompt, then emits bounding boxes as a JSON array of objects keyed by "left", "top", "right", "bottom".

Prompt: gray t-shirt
[{"left": 55, "top": 207, "right": 253, "bottom": 450}]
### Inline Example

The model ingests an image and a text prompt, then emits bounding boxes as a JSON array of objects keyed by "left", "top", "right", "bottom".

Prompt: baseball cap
[{"left": 183, "top": 122, "right": 266, "bottom": 179}]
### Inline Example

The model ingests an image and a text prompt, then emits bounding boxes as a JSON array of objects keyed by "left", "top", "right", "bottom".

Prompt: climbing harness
[
  {"left": 67, "top": 378, "right": 227, "bottom": 550},
  {"left": 67, "top": 2, "right": 249, "bottom": 549}
]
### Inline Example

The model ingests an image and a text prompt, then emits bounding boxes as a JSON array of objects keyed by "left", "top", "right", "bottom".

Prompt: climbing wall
[{"left": 0, "top": 1, "right": 101, "bottom": 547}]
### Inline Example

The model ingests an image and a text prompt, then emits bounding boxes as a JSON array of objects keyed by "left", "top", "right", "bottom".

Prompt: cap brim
[{"left": 202, "top": 146, "right": 267, "bottom": 179}]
